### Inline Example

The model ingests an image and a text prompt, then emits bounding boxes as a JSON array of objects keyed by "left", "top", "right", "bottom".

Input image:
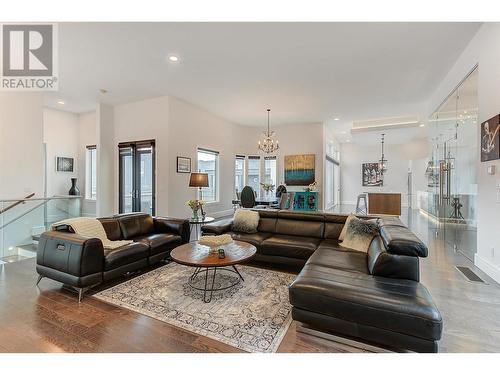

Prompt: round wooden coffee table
[{"left": 170, "top": 240, "right": 257, "bottom": 303}]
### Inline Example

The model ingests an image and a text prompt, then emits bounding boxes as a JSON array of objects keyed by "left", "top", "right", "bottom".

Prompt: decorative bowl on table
[{"left": 198, "top": 234, "right": 233, "bottom": 253}]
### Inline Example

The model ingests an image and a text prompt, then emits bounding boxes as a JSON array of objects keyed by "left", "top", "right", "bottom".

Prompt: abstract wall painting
[{"left": 284, "top": 154, "right": 315, "bottom": 186}]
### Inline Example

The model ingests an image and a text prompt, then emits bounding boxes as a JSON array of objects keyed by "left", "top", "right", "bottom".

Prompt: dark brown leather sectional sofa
[
  {"left": 36, "top": 213, "right": 190, "bottom": 301},
  {"left": 201, "top": 210, "right": 443, "bottom": 353}
]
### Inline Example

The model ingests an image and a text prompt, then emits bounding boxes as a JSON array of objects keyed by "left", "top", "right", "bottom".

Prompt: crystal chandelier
[
  {"left": 258, "top": 109, "right": 279, "bottom": 154},
  {"left": 378, "top": 133, "right": 388, "bottom": 174}
]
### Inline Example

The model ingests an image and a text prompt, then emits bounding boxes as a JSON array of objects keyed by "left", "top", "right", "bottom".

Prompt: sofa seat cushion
[
  {"left": 307, "top": 247, "right": 369, "bottom": 274},
  {"left": 134, "top": 233, "right": 182, "bottom": 255},
  {"left": 229, "top": 231, "right": 273, "bottom": 247},
  {"left": 260, "top": 235, "right": 321, "bottom": 259},
  {"left": 289, "top": 264, "right": 443, "bottom": 341},
  {"left": 104, "top": 242, "right": 149, "bottom": 271}
]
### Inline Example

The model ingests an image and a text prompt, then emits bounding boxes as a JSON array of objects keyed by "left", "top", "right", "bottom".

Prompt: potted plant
[
  {"left": 304, "top": 181, "right": 317, "bottom": 192},
  {"left": 186, "top": 199, "right": 205, "bottom": 220},
  {"left": 260, "top": 182, "right": 275, "bottom": 198}
]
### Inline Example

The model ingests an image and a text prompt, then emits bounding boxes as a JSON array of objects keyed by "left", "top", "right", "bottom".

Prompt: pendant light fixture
[
  {"left": 378, "top": 133, "right": 388, "bottom": 174},
  {"left": 258, "top": 109, "right": 279, "bottom": 154}
]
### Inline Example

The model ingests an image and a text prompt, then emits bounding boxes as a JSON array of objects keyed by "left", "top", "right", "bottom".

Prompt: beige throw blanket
[{"left": 51, "top": 217, "right": 133, "bottom": 250}]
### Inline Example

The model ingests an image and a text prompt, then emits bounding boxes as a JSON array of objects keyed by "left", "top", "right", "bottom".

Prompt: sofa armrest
[
  {"left": 367, "top": 236, "right": 420, "bottom": 281},
  {"left": 154, "top": 217, "right": 190, "bottom": 243},
  {"left": 201, "top": 218, "right": 233, "bottom": 235},
  {"left": 379, "top": 224, "right": 428, "bottom": 257},
  {"left": 371, "top": 252, "right": 420, "bottom": 282},
  {"left": 36, "top": 231, "right": 104, "bottom": 287}
]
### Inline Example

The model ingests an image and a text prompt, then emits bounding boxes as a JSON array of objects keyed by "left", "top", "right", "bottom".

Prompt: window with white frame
[
  {"left": 235, "top": 155, "right": 245, "bottom": 194},
  {"left": 85, "top": 145, "right": 97, "bottom": 200},
  {"left": 247, "top": 156, "right": 261, "bottom": 194},
  {"left": 197, "top": 148, "right": 219, "bottom": 202},
  {"left": 264, "top": 156, "right": 277, "bottom": 186}
]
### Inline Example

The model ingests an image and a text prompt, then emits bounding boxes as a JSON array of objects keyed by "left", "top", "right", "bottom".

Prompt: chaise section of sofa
[{"left": 201, "top": 209, "right": 443, "bottom": 352}]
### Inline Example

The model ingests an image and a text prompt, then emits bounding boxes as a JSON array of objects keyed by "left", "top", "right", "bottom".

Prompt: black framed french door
[{"left": 118, "top": 140, "right": 156, "bottom": 215}]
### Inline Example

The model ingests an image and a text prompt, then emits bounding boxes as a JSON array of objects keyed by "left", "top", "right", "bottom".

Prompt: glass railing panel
[{"left": 0, "top": 196, "right": 82, "bottom": 264}]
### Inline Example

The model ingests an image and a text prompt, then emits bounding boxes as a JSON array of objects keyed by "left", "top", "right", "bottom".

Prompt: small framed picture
[
  {"left": 177, "top": 156, "right": 191, "bottom": 173},
  {"left": 56, "top": 157, "right": 74, "bottom": 172}
]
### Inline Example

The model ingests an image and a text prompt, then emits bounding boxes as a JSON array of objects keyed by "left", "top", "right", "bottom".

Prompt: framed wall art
[
  {"left": 177, "top": 156, "right": 191, "bottom": 173},
  {"left": 56, "top": 157, "right": 74, "bottom": 172}
]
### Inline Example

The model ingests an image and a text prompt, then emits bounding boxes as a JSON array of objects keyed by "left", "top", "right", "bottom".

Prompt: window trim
[
  {"left": 197, "top": 147, "right": 220, "bottom": 204},
  {"left": 85, "top": 145, "right": 97, "bottom": 201},
  {"left": 247, "top": 155, "right": 261, "bottom": 194},
  {"left": 235, "top": 154, "right": 246, "bottom": 193},
  {"left": 264, "top": 155, "right": 277, "bottom": 186}
]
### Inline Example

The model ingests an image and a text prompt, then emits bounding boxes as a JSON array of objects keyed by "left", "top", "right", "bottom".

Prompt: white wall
[
  {"left": 43, "top": 108, "right": 79, "bottom": 196},
  {"left": 78, "top": 111, "right": 97, "bottom": 216},
  {"left": 0, "top": 93, "right": 44, "bottom": 199},
  {"left": 340, "top": 137, "right": 429, "bottom": 207},
  {"left": 114, "top": 96, "right": 170, "bottom": 215},
  {"left": 97, "top": 104, "right": 115, "bottom": 217},
  {"left": 428, "top": 23, "right": 500, "bottom": 282},
  {"left": 167, "top": 96, "right": 249, "bottom": 218}
]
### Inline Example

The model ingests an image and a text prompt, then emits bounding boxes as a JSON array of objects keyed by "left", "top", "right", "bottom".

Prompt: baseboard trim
[
  {"left": 296, "top": 323, "right": 396, "bottom": 353},
  {"left": 474, "top": 253, "right": 500, "bottom": 284}
]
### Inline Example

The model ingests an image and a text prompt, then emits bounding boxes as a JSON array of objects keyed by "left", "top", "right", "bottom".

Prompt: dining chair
[{"left": 240, "top": 186, "right": 256, "bottom": 208}]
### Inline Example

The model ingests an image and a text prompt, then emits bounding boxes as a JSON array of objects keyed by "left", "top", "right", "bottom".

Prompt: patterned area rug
[{"left": 94, "top": 263, "right": 295, "bottom": 353}]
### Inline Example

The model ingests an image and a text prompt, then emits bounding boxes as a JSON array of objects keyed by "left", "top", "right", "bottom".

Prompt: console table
[{"left": 367, "top": 192, "right": 401, "bottom": 216}]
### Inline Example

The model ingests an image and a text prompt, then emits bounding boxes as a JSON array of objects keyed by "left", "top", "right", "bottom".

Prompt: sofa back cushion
[
  {"left": 115, "top": 213, "right": 155, "bottom": 239},
  {"left": 98, "top": 218, "right": 122, "bottom": 241},
  {"left": 255, "top": 209, "right": 278, "bottom": 233},
  {"left": 323, "top": 214, "right": 348, "bottom": 239},
  {"left": 275, "top": 211, "right": 324, "bottom": 238}
]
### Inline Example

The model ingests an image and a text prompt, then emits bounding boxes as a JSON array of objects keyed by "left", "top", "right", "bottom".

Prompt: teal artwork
[{"left": 284, "top": 154, "right": 315, "bottom": 186}]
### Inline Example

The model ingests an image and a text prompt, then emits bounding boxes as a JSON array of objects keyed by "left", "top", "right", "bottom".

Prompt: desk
[{"left": 367, "top": 192, "right": 401, "bottom": 216}]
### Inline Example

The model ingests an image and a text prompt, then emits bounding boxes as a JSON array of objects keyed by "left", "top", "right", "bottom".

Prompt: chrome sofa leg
[
  {"left": 78, "top": 288, "right": 84, "bottom": 303},
  {"left": 36, "top": 275, "right": 43, "bottom": 286}
]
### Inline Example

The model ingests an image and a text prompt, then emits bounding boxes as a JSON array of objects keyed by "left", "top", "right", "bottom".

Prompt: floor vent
[{"left": 456, "top": 266, "right": 486, "bottom": 283}]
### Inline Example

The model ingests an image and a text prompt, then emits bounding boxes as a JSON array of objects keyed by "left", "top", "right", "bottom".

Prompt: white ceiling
[{"left": 45, "top": 22, "right": 481, "bottom": 128}]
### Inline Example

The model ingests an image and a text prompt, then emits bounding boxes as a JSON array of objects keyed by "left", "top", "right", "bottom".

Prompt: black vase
[{"left": 69, "top": 178, "right": 80, "bottom": 196}]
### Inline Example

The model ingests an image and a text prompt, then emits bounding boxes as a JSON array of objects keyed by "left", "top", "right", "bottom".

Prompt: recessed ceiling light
[
  {"left": 334, "top": 117, "right": 340, "bottom": 121},
  {"left": 57, "top": 100, "right": 65, "bottom": 105},
  {"left": 419, "top": 123, "right": 425, "bottom": 127},
  {"left": 346, "top": 139, "right": 351, "bottom": 142},
  {"left": 168, "top": 55, "right": 179, "bottom": 62}
]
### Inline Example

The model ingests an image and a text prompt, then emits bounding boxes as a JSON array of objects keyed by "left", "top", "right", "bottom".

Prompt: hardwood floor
[{"left": 1, "top": 208, "right": 500, "bottom": 352}]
